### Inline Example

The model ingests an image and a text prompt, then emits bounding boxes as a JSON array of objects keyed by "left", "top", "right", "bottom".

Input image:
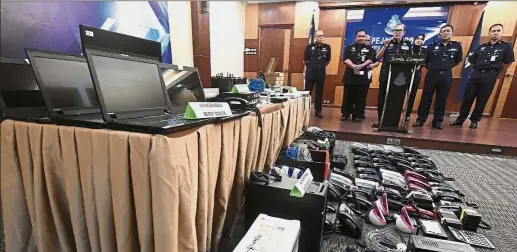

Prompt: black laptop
[
  {"left": 83, "top": 48, "right": 214, "bottom": 134},
  {"left": 0, "top": 57, "right": 51, "bottom": 123},
  {"left": 25, "top": 49, "right": 104, "bottom": 127},
  {"left": 159, "top": 63, "right": 251, "bottom": 122}
]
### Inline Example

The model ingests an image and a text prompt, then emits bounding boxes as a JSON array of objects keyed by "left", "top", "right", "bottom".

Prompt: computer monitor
[
  {"left": 79, "top": 24, "right": 162, "bottom": 62},
  {"left": 160, "top": 64, "right": 206, "bottom": 106},
  {"left": 26, "top": 49, "right": 99, "bottom": 114},
  {"left": 0, "top": 57, "right": 45, "bottom": 110}
]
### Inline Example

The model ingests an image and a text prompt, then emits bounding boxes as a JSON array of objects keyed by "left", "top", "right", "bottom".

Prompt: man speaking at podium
[{"left": 374, "top": 23, "right": 412, "bottom": 127}]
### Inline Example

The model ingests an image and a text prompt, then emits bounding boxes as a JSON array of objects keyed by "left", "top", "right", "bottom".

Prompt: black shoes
[
  {"left": 450, "top": 120, "right": 477, "bottom": 129},
  {"left": 450, "top": 120, "right": 464, "bottom": 126},
  {"left": 412, "top": 121, "right": 424, "bottom": 127},
  {"left": 432, "top": 123, "right": 443, "bottom": 129},
  {"left": 352, "top": 117, "right": 363, "bottom": 122},
  {"left": 315, "top": 112, "right": 323, "bottom": 118},
  {"left": 340, "top": 115, "right": 349, "bottom": 121}
]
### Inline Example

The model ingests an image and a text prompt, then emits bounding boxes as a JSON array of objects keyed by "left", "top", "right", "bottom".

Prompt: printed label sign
[{"left": 184, "top": 102, "right": 233, "bottom": 119}]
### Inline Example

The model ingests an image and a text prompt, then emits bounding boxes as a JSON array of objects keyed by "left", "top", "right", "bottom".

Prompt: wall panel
[
  {"left": 168, "top": 1, "right": 194, "bottom": 67},
  {"left": 291, "top": 38, "right": 309, "bottom": 73},
  {"left": 448, "top": 4, "right": 485, "bottom": 36},
  {"left": 365, "top": 88, "right": 379, "bottom": 108},
  {"left": 246, "top": 3, "right": 259, "bottom": 39},
  {"left": 194, "top": 56, "right": 212, "bottom": 88},
  {"left": 323, "top": 75, "right": 337, "bottom": 104},
  {"left": 501, "top": 73, "right": 517, "bottom": 118},
  {"left": 291, "top": 73, "right": 305, "bottom": 91},
  {"left": 481, "top": 2, "right": 517, "bottom": 35},
  {"left": 293, "top": 2, "right": 319, "bottom": 38},
  {"left": 413, "top": 89, "right": 424, "bottom": 113},
  {"left": 334, "top": 86, "right": 344, "bottom": 106},
  {"left": 210, "top": 1, "right": 245, "bottom": 77},
  {"left": 446, "top": 78, "right": 463, "bottom": 112},
  {"left": 484, "top": 79, "right": 501, "bottom": 114},
  {"left": 244, "top": 72, "right": 257, "bottom": 79},
  {"left": 326, "top": 37, "right": 343, "bottom": 75},
  {"left": 191, "top": 1, "right": 211, "bottom": 87},
  {"left": 259, "top": 2, "right": 295, "bottom": 26},
  {"left": 370, "top": 64, "right": 382, "bottom": 89},
  {"left": 318, "top": 9, "right": 346, "bottom": 37},
  {"left": 244, "top": 39, "right": 259, "bottom": 72}
]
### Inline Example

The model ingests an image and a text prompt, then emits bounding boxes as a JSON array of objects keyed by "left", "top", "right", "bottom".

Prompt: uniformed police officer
[
  {"left": 374, "top": 23, "right": 412, "bottom": 127},
  {"left": 414, "top": 24, "right": 463, "bottom": 129},
  {"left": 406, "top": 34, "right": 427, "bottom": 121},
  {"left": 304, "top": 30, "right": 331, "bottom": 118},
  {"left": 451, "top": 24, "right": 515, "bottom": 129},
  {"left": 341, "top": 29, "right": 375, "bottom": 122}
]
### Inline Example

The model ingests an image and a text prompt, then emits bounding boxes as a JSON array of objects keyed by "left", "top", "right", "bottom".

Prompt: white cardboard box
[{"left": 233, "top": 214, "right": 300, "bottom": 252}]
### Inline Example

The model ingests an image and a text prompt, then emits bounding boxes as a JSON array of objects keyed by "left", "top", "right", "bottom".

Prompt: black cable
[{"left": 249, "top": 106, "right": 263, "bottom": 128}]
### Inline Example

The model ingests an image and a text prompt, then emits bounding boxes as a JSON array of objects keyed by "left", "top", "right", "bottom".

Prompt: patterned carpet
[
  {"left": 2, "top": 140, "right": 517, "bottom": 252},
  {"left": 321, "top": 140, "right": 517, "bottom": 252}
]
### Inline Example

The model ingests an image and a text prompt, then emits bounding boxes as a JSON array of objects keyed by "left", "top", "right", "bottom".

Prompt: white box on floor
[{"left": 233, "top": 214, "right": 300, "bottom": 252}]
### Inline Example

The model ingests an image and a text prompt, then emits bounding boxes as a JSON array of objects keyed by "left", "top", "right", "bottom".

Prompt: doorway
[{"left": 258, "top": 26, "right": 293, "bottom": 86}]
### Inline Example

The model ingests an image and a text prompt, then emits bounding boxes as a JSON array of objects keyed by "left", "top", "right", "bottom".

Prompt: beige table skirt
[{"left": 0, "top": 97, "right": 310, "bottom": 252}]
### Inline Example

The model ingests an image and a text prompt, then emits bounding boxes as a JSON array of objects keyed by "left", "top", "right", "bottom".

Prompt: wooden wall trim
[
  {"left": 191, "top": 2, "right": 212, "bottom": 87},
  {"left": 259, "top": 2, "right": 295, "bottom": 26}
]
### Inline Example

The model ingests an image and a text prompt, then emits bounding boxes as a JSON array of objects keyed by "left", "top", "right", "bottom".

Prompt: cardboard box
[
  {"left": 265, "top": 58, "right": 279, "bottom": 74},
  {"left": 264, "top": 72, "right": 284, "bottom": 77}
]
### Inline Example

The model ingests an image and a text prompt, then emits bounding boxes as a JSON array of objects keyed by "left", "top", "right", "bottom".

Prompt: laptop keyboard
[{"left": 123, "top": 113, "right": 185, "bottom": 125}]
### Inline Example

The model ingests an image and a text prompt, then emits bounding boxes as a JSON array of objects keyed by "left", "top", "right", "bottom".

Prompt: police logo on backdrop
[
  {"left": 384, "top": 14, "right": 402, "bottom": 35},
  {"left": 342, "top": 6, "right": 450, "bottom": 61},
  {"left": 394, "top": 72, "right": 406, "bottom": 86}
]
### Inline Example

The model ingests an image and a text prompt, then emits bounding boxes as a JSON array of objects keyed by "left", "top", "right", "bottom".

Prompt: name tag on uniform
[
  {"left": 322, "top": 48, "right": 328, "bottom": 52},
  {"left": 401, "top": 45, "right": 409, "bottom": 50},
  {"left": 361, "top": 48, "right": 369, "bottom": 52},
  {"left": 491, "top": 55, "right": 496, "bottom": 61}
]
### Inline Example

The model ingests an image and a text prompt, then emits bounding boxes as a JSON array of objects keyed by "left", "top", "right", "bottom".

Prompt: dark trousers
[
  {"left": 342, "top": 84, "right": 370, "bottom": 118},
  {"left": 417, "top": 70, "right": 453, "bottom": 124},
  {"left": 306, "top": 79, "right": 325, "bottom": 113},
  {"left": 457, "top": 71, "right": 498, "bottom": 122},
  {"left": 405, "top": 71, "right": 422, "bottom": 118}
]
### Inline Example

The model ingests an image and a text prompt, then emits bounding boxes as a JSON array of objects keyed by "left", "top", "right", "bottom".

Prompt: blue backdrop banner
[
  {"left": 343, "top": 6, "right": 451, "bottom": 60},
  {"left": 1, "top": 1, "right": 172, "bottom": 63}
]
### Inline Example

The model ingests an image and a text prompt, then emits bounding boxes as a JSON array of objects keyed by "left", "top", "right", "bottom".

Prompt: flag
[
  {"left": 308, "top": 13, "right": 315, "bottom": 45},
  {"left": 456, "top": 11, "right": 485, "bottom": 102}
]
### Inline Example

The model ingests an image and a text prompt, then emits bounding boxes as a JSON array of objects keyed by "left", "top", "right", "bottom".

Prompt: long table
[{"left": 0, "top": 97, "right": 310, "bottom": 252}]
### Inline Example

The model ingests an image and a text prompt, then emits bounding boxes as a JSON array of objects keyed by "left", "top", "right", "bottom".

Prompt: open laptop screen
[
  {"left": 30, "top": 57, "right": 99, "bottom": 110},
  {"left": 161, "top": 68, "right": 205, "bottom": 106},
  {"left": 0, "top": 58, "right": 44, "bottom": 108},
  {"left": 90, "top": 55, "right": 167, "bottom": 113}
]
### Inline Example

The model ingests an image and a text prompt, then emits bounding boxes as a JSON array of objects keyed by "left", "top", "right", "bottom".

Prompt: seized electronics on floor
[{"left": 238, "top": 129, "right": 496, "bottom": 252}]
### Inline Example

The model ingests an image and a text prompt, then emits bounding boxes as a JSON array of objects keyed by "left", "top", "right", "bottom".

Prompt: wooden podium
[{"left": 378, "top": 54, "right": 425, "bottom": 133}]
